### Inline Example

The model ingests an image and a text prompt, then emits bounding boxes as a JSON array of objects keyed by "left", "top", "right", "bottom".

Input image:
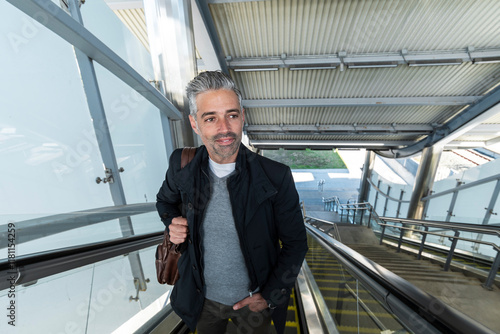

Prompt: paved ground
[{"left": 293, "top": 150, "right": 364, "bottom": 217}]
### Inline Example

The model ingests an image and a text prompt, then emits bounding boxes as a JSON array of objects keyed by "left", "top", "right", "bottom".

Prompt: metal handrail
[
  {"left": 323, "top": 198, "right": 500, "bottom": 289},
  {"left": 367, "top": 177, "right": 411, "bottom": 203},
  {"left": 378, "top": 223, "right": 500, "bottom": 252},
  {"left": 422, "top": 172, "right": 500, "bottom": 201},
  {"left": 380, "top": 216, "right": 500, "bottom": 236},
  {"left": 0, "top": 231, "right": 163, "bottom": 291},
  {"left": 0, "top": 203, "right": 157, "bottom": 248},
  {"left": 374, "top": 218, "right": 500, "bottom": 289}
]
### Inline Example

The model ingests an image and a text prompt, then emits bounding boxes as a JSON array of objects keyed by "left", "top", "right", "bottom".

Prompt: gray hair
[{"left": 186, "top": 71, "right": 243, "bottom": 117}]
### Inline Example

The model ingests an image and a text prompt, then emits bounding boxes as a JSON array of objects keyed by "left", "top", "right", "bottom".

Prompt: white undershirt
[{"left": 209, "top": 158, "right": 236, "bottom": 178}]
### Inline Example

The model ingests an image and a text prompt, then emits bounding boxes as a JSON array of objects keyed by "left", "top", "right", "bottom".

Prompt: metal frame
[
  {"left": 377, "top": 217, "right": 500, "bottom": 289},
  {"left": 243, "top": 96, "right": 478, "bottom": 108},
  {"left": 194, "top": 0, "right": 229, "bottom": 73},
  {"left": 377, "top": 86, "right": 500, "bottom": 158},
  {"left": 0, "top": 203, "right": 155, "bottom": 248},
  {"left": 250, "top": 140, "right": 412, "bottom": 150},
  {"left": 226, "top": 48, "right": 500, "bottom": 70}
]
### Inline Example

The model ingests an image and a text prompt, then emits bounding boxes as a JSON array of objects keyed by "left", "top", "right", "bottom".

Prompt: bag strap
[{"left": 181, "top": 147, "right": 197, "bottom": 169}]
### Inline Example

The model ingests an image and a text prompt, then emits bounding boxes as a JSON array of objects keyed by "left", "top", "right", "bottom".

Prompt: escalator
[{"left": 1, "top": 206, "right": 496, "bottom": 334}]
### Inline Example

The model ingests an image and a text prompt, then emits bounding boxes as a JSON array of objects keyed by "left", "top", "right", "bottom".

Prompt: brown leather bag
[{"left": 155, "top": 147, "right": 196, "bottom": 285}]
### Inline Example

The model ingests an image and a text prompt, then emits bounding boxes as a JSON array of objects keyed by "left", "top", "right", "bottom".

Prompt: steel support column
[
  {"left": 407, "top": 146, "right": 443, "bottom": 220},
  {"left": 67, "top": 0, "right": 147, "bottom": 291},
  {"left": 144, "top": 0, "right": 198, "bottom": 149},
  {"left": 358, "top": 150, "right": 375, "bottom": 203}
]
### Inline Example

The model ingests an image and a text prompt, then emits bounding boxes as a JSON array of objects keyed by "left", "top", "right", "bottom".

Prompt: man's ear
[
  {"left": 189, "top": 114, "right": 200, "bottom": 135},
  {"left": 241, "top": 108, "right": 245, "bottom": 123}
]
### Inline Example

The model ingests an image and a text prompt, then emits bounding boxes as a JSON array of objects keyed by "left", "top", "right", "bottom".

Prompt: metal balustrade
[{"left": 321, "top": 197, "right": 500, "bottom": 289}]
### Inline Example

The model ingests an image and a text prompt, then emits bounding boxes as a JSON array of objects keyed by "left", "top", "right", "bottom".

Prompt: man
[{"left": 156, "top": 71, "right": 308, "bottom": 334}]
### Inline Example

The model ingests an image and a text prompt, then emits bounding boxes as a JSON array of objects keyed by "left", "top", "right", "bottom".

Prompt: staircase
[{"left": 349, "top": 244, "right": 479, "bottom": 286}]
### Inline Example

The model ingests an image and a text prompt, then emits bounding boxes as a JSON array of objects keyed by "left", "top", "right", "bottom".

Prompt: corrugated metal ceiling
[
  {"left": 208, "top": 0, "right": 500, "bottom": 151},
  {"left": 106, "top": 0, "right": 500, "bottom": 153},
  {"left": 210, "top": 0, "right": 500, "bottom": 56}
]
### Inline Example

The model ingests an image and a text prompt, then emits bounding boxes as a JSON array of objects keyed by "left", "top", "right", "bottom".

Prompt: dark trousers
[{"left": 196, "top": 298, "right": 273, "bottom": 334}]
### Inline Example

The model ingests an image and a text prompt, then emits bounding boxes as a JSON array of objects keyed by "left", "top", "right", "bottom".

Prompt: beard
[{"left": 208, "top": 132, "right": 240, "bottom": 160}]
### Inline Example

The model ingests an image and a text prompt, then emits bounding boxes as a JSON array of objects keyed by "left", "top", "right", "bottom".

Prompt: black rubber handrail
[
  {"left": 0, "top": 231, "right": 163, "bottom": 290},
  {"left": 306, "top": 219, "right": 495, "bottom": 334}
]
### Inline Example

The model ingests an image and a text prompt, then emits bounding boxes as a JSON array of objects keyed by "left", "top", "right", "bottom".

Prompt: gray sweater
[{"left": 201, "top": 171, "right": 251, "bottom": 305}]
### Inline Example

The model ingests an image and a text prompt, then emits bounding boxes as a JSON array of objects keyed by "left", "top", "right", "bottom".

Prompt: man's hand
[
  {"left": 169, "top": 217, "right": 188, "bottom": 244},
  {"left": 233, "top": 293, "right": 268, "bottom": 312}
]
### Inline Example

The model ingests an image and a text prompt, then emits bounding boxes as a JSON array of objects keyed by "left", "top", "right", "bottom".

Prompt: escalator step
[{"left": 337, "top": 325, "right": 395, "bottom": 333}]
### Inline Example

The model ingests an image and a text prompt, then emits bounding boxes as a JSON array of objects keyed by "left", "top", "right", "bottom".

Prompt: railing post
[
  {"left": 359, "top": 207, "right": 364, "bottom": 226},
  {"left": 483, "top": 250, "right": 500, "bottom": 290},
  {"left": 368, "top": 207, "right": 373, "bottom": 229},
  {"left": 373, "top": 180, "right": 381, "bottom": 212},
  {"left": 446, "top": 180, "right": 462, "bottom": 222},
  {"left": 444, "top": 230, "right": 460, "bottom": 271},
  {"left": 340, "top": 206, "right": 344, "bottom": 222},
  {"left": 397, "top": 225, "right": 405, "bottom": 253},
  {"left": 353, "top": 204, "right": 357, "bottom": 224},
  {"left": 380, "top": 224, "right": 386, "bottom": 245},
  {"left": 383, "top": 185, "right": 391, "bottom": 217},
  {"left": 417, "top": 226, "right": 429, "bottom": 260},
  {"left": 396, "top": 190, "right": 405, "bottom": 218}
]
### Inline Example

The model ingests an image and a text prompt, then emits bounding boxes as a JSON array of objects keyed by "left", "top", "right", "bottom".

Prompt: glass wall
[{"left": 0, "top": 1, "right": 172, "bottom": 332}]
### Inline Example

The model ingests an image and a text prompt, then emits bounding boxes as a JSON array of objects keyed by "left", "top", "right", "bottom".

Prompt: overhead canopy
[{"left": 107, "top": 0, "right": 500, "bottom": 157}]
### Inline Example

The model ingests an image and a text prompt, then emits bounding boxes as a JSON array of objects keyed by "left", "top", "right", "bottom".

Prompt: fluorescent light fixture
[
  {"left": 289, "top": 66, "right": 336, "bottom": 71},
  {"left": 233, "top": 67, "right": 278, "bottom": 72},
  {"left": 254, "top": 141, "right": 386, "bottom": 146},
  {"left": 408, "top": 60, "right": 462, "bottom": 67},
  {"left": 347, "top": 63, "right": 398, "bottom": 69},
  {"left": 473, "top": 57, "right": 500, "bottom": 64}
]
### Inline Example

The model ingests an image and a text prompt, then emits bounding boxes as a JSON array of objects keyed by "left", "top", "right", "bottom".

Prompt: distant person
[{"left": 156, "top": 71, "right": 308, "bottom": 334}]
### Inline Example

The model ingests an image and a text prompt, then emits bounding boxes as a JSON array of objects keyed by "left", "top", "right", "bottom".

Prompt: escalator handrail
[
  {"left": 0, "top": 231, "right": 163, "bottom": 290},
  {"left": 306, "top": 221, "right": 496, "bottom": 334}
]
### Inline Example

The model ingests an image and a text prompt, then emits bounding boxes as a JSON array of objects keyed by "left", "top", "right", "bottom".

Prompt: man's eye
[
  {"left": 229, "top": 114, "right": 239, "bottom": 119},
  {"left": 205, "top": 117, "right": 215, "bottom": 122}
]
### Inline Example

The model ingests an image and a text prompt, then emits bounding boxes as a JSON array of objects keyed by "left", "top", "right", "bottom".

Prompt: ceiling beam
[
  {"left": 460, "top": 123, "right": 500, "bottom": 134},
  {"left": 243, "top": 96, "right": 479, "bottom": 108},
  {"left": 191, "top": 0, "right": 221, "bottom": 71},
  {"left": 376, "top": 85, "right": 500, "bottom": 158},
  {"left": 250, "top": 140, "right": 412, "bottom": 150},
  {"left": 194, "top": 0, "right": 228, "bottom": 73},
  {"left": 227, "top": 48, "right": 500, "bottom": 70},
  {"left": 246, "top": 124, "right": 434, "bottom": 134}
]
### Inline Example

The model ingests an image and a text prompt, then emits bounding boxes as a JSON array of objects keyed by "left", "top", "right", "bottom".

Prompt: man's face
[{"left": 189, "top": 89, "right": 245, "bottom": 164}]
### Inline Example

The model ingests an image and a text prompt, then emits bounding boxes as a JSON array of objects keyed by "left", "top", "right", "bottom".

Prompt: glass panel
[
  {"left": 0, "top": 212, "right": 162, "bottom": 260},
  {"left": 452, "top": 183, "right": 495, "bottom": 224},
  {"left": 80, "top": 0, "right": 153, "bottom": 79},
  {"left": 93, "top": 62, "right": 168, "bottom": 204},
  {"left": 425, "top": 193, "right": 453, "bottom": 221},
  {"left": 0, "top": 245, "right": 172, "bottom": 333},
  {"left": 0, "top": 3, "right": 113, "bottom": 221}
]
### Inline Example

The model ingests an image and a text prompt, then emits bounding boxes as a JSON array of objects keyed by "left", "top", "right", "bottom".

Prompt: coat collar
[{"left": 173, "top": 144, "right": 277, "bottom": 207}]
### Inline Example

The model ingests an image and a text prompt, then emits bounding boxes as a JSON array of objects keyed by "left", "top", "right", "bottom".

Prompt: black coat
[{"left": 156, "top": 144, "right": 308, "bottom": 333}]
